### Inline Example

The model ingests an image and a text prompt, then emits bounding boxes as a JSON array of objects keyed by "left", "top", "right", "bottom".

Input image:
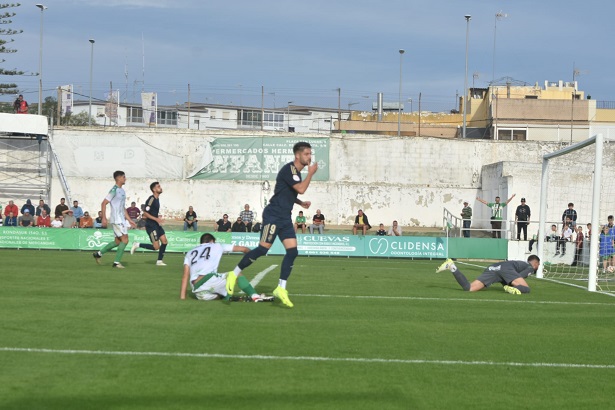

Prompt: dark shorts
[
  {"left": 476, "top": 269, "right": 522, "bottom": 287},
  {"left": 146, "top": 224, "right": 166, "bottom": 243},
  {"left": 260, "top": 209, "right": 295, "bottom": 244}
]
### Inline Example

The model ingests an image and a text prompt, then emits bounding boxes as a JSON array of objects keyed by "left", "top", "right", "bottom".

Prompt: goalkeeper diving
[{"left": 436, "top": 255, "right": 540, "bottom": 295}]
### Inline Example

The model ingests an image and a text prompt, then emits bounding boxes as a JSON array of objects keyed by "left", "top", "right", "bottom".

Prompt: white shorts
[
  {"left": 192, "top": 273, "right": 227, "bottom": 301},
  {"left": 112, "top": 222, "right": 128, "bottom": 238}
]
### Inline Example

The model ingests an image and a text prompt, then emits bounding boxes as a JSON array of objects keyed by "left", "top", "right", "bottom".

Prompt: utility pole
[
  {"left": 261, "top": 85, "right": 264, "bottom": 131},
  {"left": 337, "top": 88, "right": 341, "bottom": 132},
  {"left": 187, "top": 83, "right": 191, "bottom": 129}
]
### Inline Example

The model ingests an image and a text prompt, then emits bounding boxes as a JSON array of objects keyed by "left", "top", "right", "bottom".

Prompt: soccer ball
[{"left": 607, "top": 266, "right": 615, "bottom": 273}]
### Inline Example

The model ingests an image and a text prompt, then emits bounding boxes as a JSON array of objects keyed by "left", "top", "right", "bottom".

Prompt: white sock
[
  {"left": 233, "top": 266, "right": 242, "bottom": 275},
  {"left": 450, "top": 264, "right": 457, "bottom": 272},
  {"left": 278, "top": 279, "right": 287, "bottom": 289}
]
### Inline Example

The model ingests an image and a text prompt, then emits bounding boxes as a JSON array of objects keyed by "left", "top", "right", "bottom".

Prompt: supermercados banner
[
  {"left": 0, "top": 228, "right": 445, "bottom": 258},
  {"left": 189, "top": 137, "right": 329, "bottom": 181}
]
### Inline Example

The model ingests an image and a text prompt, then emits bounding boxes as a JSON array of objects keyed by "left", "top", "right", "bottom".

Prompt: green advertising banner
[
  {"left": 190, "top": 137, "right": 329, "bottom": 181},
  {"left": 1, "top": 229, "right": 506, "bottom": 260}
]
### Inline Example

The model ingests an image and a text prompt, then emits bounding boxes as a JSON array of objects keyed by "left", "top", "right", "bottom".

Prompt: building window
[
  {"left": 210, "top": 110, "right": 216, "bottom": 119},
  {"left": 127, "top": 107, "right": 143, "bottom": 123},
  {"left": 157, "top": 110, "right": 177, "bottom": 126},
  {"left": 222, "top": 111, "right": 230, "bottom": 120},
  {"left": 263, "top": 112, "right": 284, "bottom": 128},
  {"left": 497, "top": 129, "right": 527, "bottom": 141},
  {"left": 239, "top": 110, "right": 262, "bottom": 128}
]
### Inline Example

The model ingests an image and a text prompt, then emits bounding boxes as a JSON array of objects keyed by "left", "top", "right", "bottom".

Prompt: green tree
[
  {"left": 0, "top": 3, "right": 24, "bottom": 96},
  {"left": 64, "top": 111, "right": 96, "bottom": 126}
]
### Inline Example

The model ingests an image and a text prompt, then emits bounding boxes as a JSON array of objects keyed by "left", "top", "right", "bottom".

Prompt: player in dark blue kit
[
  {"left": 226, "top": 142, "right": 318, "bottom": 307},
  {"left": 131, "top": 181, "right": 168, "bottom": 266}
]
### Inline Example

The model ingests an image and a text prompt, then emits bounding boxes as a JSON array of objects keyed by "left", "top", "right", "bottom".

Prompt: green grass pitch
[{"left": 1, "top": 249, "right": 615, "bottom": 409}]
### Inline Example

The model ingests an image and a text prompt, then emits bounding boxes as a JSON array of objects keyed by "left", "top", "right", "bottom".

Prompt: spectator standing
[
  {"left": 54, "top": 198, "right": 69, "bottom": 218},
  {"left": 239, "top": 204, "right": 254, "bottom": 232},
  {"left": 376, "top": 224, "right": 387, "bottom": 236},
  {"left": 183, "top": 206, "right": 198, "bottom": 231},
  {"left": 80, "top": 212, "right": 94, "bottom": 228},
  {"left": 4, "top": 211, "right": 17, "bottom": 226},
  {"left": 94, "top": 211, "right": 103, "bottom": 229},
  {"left": 387, "top": 220, "right": 403, "bottom": 236},
  {"left": 71, "top": 200, "right": 84, "bottom": 223},
  {"left": 231, "top": 217, "right": 246, "bottom": 232},
  {"left": 599, "top": 225, "right": 614, "bottom": 273},
  {"left": 309, "top": 209, "right": 326, "bottom": 234},
  {"left": 127, "top": 201, "right": 141, "bottom": 221},
  {"left": 37, "top": 209, "right": 51, "bottom": 227},
  {"left": 215, "top": 214, "right": 231, "bottom": 232},
  {"left": 572, "top": 225, "right": 584, "bottom": 266},
  {"left": 35, "top": 199, "right": 51, "bottom": 217},
  {"left": 294, "top": 211, "right": 307, "bottom": 233},
  {"left": 19, "top": 209, "right": 34, "bottom": 227},
  {"left": 515, "top": 198, "right": 531, "bottom": 241},
  {"left": 61, "top": 209, "right": 77, "bottom": 228},
  {"left": 51, "top": 216, "right": 62, "bottom": 228},
  {"left": 460, "top": 200, "right": 472, "bottom": 238},
  {"left": 4, "top": 200, "right": 18, "bottom": 218},
  {"left": 14, "top": 94, "right": 28, "bottom": 114},
  {"left": 21, "top": 199, "right": 35, "bottom": 216},
  {"left": 476, "top": 194, "right": 516, "bottom": 239},
  {"left": 586, "top": 223, "right": 592, "bottom": 241},
  {"left": 353, "top": 209, "right": 371, "bottom": 235},
  {"left": 562, "top": 203, "right": 577, "bottom": 228}
]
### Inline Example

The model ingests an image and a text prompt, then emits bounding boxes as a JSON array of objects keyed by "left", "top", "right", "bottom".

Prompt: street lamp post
[
  {"left": 492, "top": 11, "right": 508, "bottom": 83},
  {"left": 348, "top": 102, "right": 359, "bottom": 111},
  {"left": 398, "top": 49, "right": 405, "bottom": 137},
  {"left": 287, "top": 101, "right": 293, "bottom": 131},
  {"left": 408, "top": 98, "right": 413, "bottom": 113},
  {"left": 36, "top": 4, "right": 47, "bottom": 115},
  {"left": 88, "top": 39, "right": 95, "bottom": 127},
  {"left": 463, "top": 15, "right": 471, "bottom": 139}
]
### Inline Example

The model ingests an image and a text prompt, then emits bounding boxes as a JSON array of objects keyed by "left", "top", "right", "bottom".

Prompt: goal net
[{"left": 537, "top": 134, "right": 615, "bottom": 293}]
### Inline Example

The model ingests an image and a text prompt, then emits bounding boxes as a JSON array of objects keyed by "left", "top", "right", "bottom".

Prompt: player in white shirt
[
  {"left": 92, "top": 170, "right": 136, "bottom": 268},
  {"left": 180, "top": 233, "right": 273, "bottom": 302}
]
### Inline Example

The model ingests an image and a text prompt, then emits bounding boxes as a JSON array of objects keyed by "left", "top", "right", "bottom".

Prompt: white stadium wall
[{"left": 46, "top": 127, "right": 589, "bottom": 229}]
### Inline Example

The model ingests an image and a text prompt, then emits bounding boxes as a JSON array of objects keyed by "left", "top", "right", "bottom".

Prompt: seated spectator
[
  {"left": 127, "top": 201, "right": 141, "bottom": 221},
  {"left": 35, "top": 199, "right": 51, "bottom": 217},
  {"left": 94, "top": 211, "right": 103, "bottom": 229},
  {"left": 19, "top": 209, "right": 34, "bottom": 227},
  {"left": 4, "top": 200, "right": 18, "bottom": 218},
  {"left": 21, "top": 199, "right": 35, "bottom": 216},
  {"left": 184, "top": 206, "right": 198, "bottom": 231},
  {"left": 231, "top": 217, "right": 246, "bottom": 232},
  {"left": 295, "top": 211, "right": 307, "bottom": 233},
  {"left": 51, "top": 216, "right": 63, "bottom": 228},
  {"left": 61, "top": 209, "right": 77, "bottom": 228},
  {"left": 562, "top": 202, "right": 577, "bottom": 228},
  {"left": 54, "top": 198, "right": 68, "bottom": 218},
  {"left": 4, "top": 211, "right": 17, "bottom": 227},
  {"left": 80, "top": 211, "right": 94, "bottom": 228},
  {"left": 37, "top": 209, "right": 51, "bottom": 227},
  {"left": 387, "top": 220, "right": 403, "bottom": 236},
  {"left": 71, "top": 200, "right": 84, "bottom": 223},
  {"left": 214, "top": 214, "right": 231, "bottom": 232},
  {"left": 375, "top": 223, "right": 387, "bottom": 236},
  {"left": 309, "top": 209, "right": 325, "bottom": 234},
  {"left": 556, "top": 223, "right": 573, "bottom": 256},
  {"left": 239, "top": 204, "right": 254, "bottom": 232},
  {"left": 353, "top": 209, "right": 371, "bottom": 235},
  {"left": 545, "top": 224, "right": 559, "bottom": 242}
]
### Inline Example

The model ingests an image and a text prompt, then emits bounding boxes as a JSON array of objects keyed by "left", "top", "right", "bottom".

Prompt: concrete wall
[{"left": 42, "top": 128, "right": 612, "bottom": 231}]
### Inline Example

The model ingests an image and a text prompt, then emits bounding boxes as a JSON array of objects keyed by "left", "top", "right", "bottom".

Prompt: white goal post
[{"left": 537, "top": 134, "right": 604, "bottom": 291}]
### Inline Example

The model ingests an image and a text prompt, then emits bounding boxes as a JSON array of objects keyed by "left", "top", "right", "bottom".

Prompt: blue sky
[{"left": 3, "top": 0, "right": 612, "bottom": 112}]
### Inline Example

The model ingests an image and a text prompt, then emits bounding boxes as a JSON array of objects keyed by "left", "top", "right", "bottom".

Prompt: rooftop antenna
[{"left": 141, "top": 32, "right": 145, "bottom": 91}]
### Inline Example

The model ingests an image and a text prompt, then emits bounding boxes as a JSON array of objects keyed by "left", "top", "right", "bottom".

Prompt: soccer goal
[{"left": 537, "top": 134, "right": 615, "bottom": 293}]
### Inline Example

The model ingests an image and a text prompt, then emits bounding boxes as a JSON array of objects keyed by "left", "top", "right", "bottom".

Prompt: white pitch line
[
  {"left": 250, "top": 264, "right": 277, "bottom": 288},
  {"left": 291, "top": 293, "right": 615, "bottom": 307},
  {"left": 1, "top": 347, "right": 614, "bottom": 370}
]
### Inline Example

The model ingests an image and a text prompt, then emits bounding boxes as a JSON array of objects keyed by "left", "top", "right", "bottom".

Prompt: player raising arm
[
  {"left": 180, "top": 233, "right": 272, "bottom": 302},
  {"left": 93, "top": 170, "right": 136, "bottom": 268},
  {"left": 435, "top": 255, "right": 540, "bottom": 295},
  {"left": 226, "top": 141, "right": 318, "bottom": 308}
]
